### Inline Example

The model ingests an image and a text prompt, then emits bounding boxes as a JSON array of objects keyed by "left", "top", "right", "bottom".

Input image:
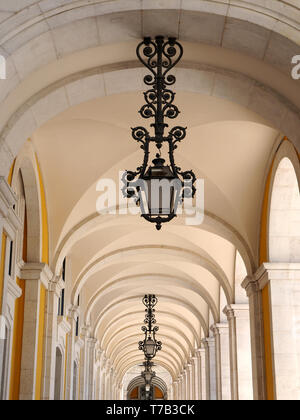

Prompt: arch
[
  {"left": 100, "top": 310, "right": 201, "bottom": 349},
  {"left": 93, "top": 294, "right": 209, "bottom": 338},
  {"left": 268, "top": 141, "right": 300, "bottom": 263},
  {"left": 112, "top": 334, "right": 188, "bottom": 370},
  {"left": 109, "top": 332, "right": 189, "bottom": 373},
  {"left": 269, "top": 157, "right": 300, "bottom": 262},
  {"left": 11, "top": 144, "right": 42, "bottom": 263},
  {"left": 85, "top": 271, "right": 219, "bottom": 325},
  {"left": 120, "top": 359, "right": 175, "bottom": 382},
  {"left": 127, "top": 376, "right": 168, "bottom": 400}
]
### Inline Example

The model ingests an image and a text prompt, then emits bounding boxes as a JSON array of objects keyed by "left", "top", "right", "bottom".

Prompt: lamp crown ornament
[{"left": 122, "top": 36, "right": 196, "bottom": 230}]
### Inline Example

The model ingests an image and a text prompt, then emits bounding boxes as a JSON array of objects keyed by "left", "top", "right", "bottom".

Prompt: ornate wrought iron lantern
[
  {"left": 141, "top": 360, "right": 156, "bottom": 393},
  {"left": 139, "top": 294, "right": 162, "bottom": 360},
  {"left": 122, "top": 36, "right": 196, "bottom": 230}
]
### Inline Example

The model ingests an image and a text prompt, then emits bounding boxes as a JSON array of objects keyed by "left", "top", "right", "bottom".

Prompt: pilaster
[{"left": 19, "top": 263, "right": 53, "bottom": 400}]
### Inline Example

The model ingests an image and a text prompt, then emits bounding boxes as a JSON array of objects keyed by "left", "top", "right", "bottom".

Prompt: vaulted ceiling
[{"left": 2, "top": 0, "right": 300, "bottom": 385}]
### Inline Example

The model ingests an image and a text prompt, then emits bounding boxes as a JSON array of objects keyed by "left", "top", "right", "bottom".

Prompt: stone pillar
[
  {"left": 178, "top": 374, "right": 183, "bottom": 400},
  {"left": 211, "top": 323, "right": 231, "bottom": 400},
  {"left": 200, "top": 341, "right": 210, "bottom": 400},
  {"left": 19, "top": 263, "right": 52, "bottom": 400},
  {"left": 87, "top": 338, "right": 97, "bottom": 400},
  {"left": 42, "top": 276, "right": 64, "bottom": 400},
  {"left": 191, "top": 355, "right": 200, "bottom": 400},
  {"left": 78, "top": 326, "right": 89, "bottom": 400},
  {"left": 65, "top": 305, "right": 79, "bottom": 400},
  {"left": 205, "top": 337, "right": 217, "bottom": 400},
  {"left": 104, "top": 361, "right": 111, "bottom": 400},
  {"left": 109, "top": 367, "right": 114, "bottom": 400},
  {"left": 197, "top": 348, "right": 206, "bottom": 400},
  {"left": 183, "top": 369, "right": 188, "bottom": 399},
  {"left": 187, "top": 362, "right": 195, "bottom": 400},
  {"left": 100, "top": 357, "right": 107, "bottom": 400},
  {"left": 242, "top": 273, "right": 266, "bottom": 400},
  {"left": 244, "top": 263, "right": 300, "bottom": 400},
  {"left": 97, "top": 351, "right": 105, "bottom": 400},
  {"left": 173, "top": 380, "right": 179, "bottom": 400},
  {"left": 224, "top": 304, "right": 253, "bottom": 400}
]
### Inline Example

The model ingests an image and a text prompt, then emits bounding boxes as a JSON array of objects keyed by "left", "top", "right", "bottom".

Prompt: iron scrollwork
[{"left": 122, "top": 36, "right": 196, "bottom": 230}]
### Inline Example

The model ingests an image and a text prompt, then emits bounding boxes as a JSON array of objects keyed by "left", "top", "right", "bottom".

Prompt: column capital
[
  {"left": 87, "top": 337, "right": 98, "bottom": 348},
  {"left": 185, "top": 363, "right": 192, "bottom": 371},
  {"left": 48, "top": 276, "right": 65, "bottom": 298},
  {"left": 20, "top": 262, "right": 53, "bottom": 289},
  {"left": 80, "top": 324, "right": 91, "bottom": 339},
  {"left": 200, "top": 338, "right": 209, "bottom": 349},
  {"left": 75, "top": 336, "right": 84, "bottom": 349},
  {"left": 7, "top": 276, "right": 22, "bottom": 300},
  {"left": 210, "top": 324, "right": 220, "bottom": 337},
  {"left": 243, "top": 263, "right": 300, "bottom": 296},
  {"left": 0, "top": 177, "right": 16, "bottom": 217},
  {"left": 67, "top": 304, "right": 80, "bottom": 321},
  {"left": 196, "top": 347, "right": 205, "bottom": 357},
  {"left": 241, "top": 275, "right": 260, "bottom": 297},
  {"left": 211, "top": 323, "right": 229, "bottom": 336},
  {"left": 58, "top": 317, "right": 71, "bottom": 334},
  {"left": 223, "top": 304, "right": 250, "bottom": 320}
]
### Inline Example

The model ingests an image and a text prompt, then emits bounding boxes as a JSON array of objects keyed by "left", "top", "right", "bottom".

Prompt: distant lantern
[{"left": 138, "top": 295, "right": 162, "bottom": 361}]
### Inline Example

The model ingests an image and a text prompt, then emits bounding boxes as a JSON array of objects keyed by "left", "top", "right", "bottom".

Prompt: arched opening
[
  {"left": 269, "top": 158, "right": 300, "bottom": 263},
  {"left": 54, "top": 348, "right": 63, "bottom": 401},
  {"left": 127, "top": 376, "right": 168, "bottom": 401}
]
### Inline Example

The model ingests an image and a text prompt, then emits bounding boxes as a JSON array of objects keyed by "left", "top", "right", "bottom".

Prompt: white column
[
  {"left": 42, "top": 276, "right": 64, "bottom": 400},
  {"left": 65, "top": 305, "right": 79, "bottom": 400},
  {"left": 224, "top": 304, "right": 253, "bottom": 400},
  {"left": 78, "top": 326, "right": 90, "bottom": 400},
  {"left": 200, "top": 341, "right": 210, "bottom": 400},
  {"left": 97, "top": 352, "right": 105, "bottom": 400},
  {"left": 87, "top": 338, "right": 97, "bottom": 400},
  {"left": 187, "top": 362, "right": 195, "bottom": 400},
  {"left": 19, "top": 263, "right": 52, "bottom": 400},
  {"left": 100, "top": 357, "right": 107, "bottom": 400},
  {"left": 245, "top": 263, "right": 300, "bottom": 400},
  {"left": 178, "top": 374, "right": 183, "bottom": 399},
  {"left": 197, "top": 348, "right": 207, "bottom": 400},
  {"left": 206, "top": 337, "right": 217, "bottom": 400},
  {"left": 183, "top": 369, "right": 188, "bottom": 399},
  {"left": 211, "top": 323, "right": 231, "bottom": 400},
  {"left": 173, "top": 380, "right": 179, "bottom": 400},
  {"left": 242, "top": 274, "right": 266, "bottom": 400},
  {"left": 191, "top": 355, "right": 200, "bottom": 400},
  {"left": 168, "top": 384, "right": 173, "bottom": 400}
]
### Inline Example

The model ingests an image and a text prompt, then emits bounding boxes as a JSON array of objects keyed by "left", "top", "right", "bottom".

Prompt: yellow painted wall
[
  {"left": 7, "top": 160, "right": 16, "bottom": 186},
  {"left": 9, "top": 278, "right": 25, "bottom": 400},
  {"left": 9, "top": 205, "right": 27, "bottom": 400}
]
